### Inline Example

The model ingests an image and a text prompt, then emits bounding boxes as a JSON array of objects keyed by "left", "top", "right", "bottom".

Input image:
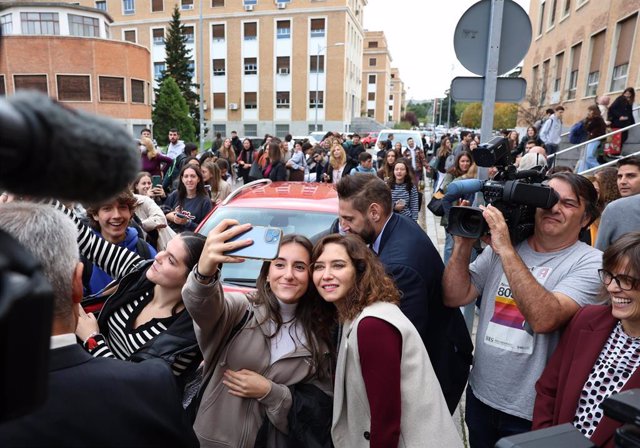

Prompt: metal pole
[
  {"left": 198, "top": 0, "right": 204, "bottom": 150},
  {"left": 479, "top": 0, "right": 504, "bottom": 149},
  {"left": 314, "top": 45, "right": 322, "bottom": 132},
  {"left": 447, "top": 89, "right": 452, "bottom": 128},
  {"left": 438, "top": 97, "right": 443, "bottom": 126}
]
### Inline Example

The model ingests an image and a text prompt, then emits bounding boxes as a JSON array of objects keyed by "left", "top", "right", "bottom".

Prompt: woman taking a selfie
[
  {"left": 311, "top": 234, "right": 462, "bottom": 447},
  {"left": 182, "top": 220, "right": 336, "bottom": 448}
]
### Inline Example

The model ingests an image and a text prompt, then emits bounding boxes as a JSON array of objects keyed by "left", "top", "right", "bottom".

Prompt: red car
[
  {"left": 361, "top": 132, "right": 379, "bottom": 149},
  {"left": 196, "top": 179, "right": 338, "bottom": 292}
]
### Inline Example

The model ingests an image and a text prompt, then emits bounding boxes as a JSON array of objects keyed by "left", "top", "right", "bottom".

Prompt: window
[
  {"left": 537, "top": 1, "right": 546, "bottom": 36},
  {"left": 531, "top": 64, "right": 539, "bottom": 98},
  {"left": 309, "top": 124, "right": 322, "bottom": 133},
  {"left": 152, "top": 28, "right": 164, "bottom": 45},
  {"left": 131, "top": 79, "right": 145, "bottom": 103},
  {"left": 585, "top": 31, "right": 604, "bottom": 96},
  {"left": 568, "top": 42, "right": 581, "bottom": 100},
  {"left": 310, "top": 18, "right": 325, "bottom": 37},
  {"left": 547, "top": 0, "right": 557, "bottom": 28},
  {"left": 213, "top": 92, "right": 225, "bottom": 109},
  {"left": 610, "top": 14, "right": 636, "bottom": 92},
  {"left": 309, "top": 91, "right": 324, "bottom": 108},
  {"left": 244, "top": 124, "right": 257, "bottom": 136},
  {"left": 213, "top": 124, "right": 226, "bottom": 135},
  {"left": 553, "top": 52, "right": 564, "bottom": 93},
  {"left": 367, "top": 109, "right": 375, "bottom": 118},
  {"left": 57, "top": 75, "right": 91, "bottom": 101},
  {"left": 0, "top": 14, "right": 13, "bottom": 35},
  {"left": 212, "top": 24, "right": 225, "bottom": 41},
  {"left": 367, "top": 92, "right": 375, "bottom": 101},
  {"left": 0, "top": 75, "right": 5, "bottom": 95},
  {"left": 277, "top": 21, "right": 291, "bottom": 39},
  {"left": 244, "top": 92, "right": 257, "bottom": 109},
  {"left": 183, "top": 26, "right": 194, "bottom": 44},
  {"left": 187, "top": 60, "right": 195, "bottom": 78},
  {"left": 389, "top": 95, "right": 394, "bottom": 100},
  {"left": 540, "top": 59, "right": 550, "bottom": 104},
  {"left": 123, "top": 30, "right": 136, "bottom": 43},
  {"left": 123, "top": 0, "right": 135, "bottom": 15},
  {"left": 368, "top": 74, "right": 376, "bottom": 84},
  {"left": 369, "top": 58, "right": 376, "bottom": 66},
  {"left": 212, "top": 0, "right": 224, "bottom": 6},
  {"left": 69, "top": 14, "right": 99, "bottom": 37},
  {"left": 309, "top": 55, "right": 325, "bottom": 73},
  {"left": 562, "top": 0, "right": 571, "bottom": 17},
  {"left": 244, "top": 22, "right": 257, "bottom": 40},
  {"left": 20, "top": 12, "right": 59, "bottom": 35},
  {"left": 212, "top": 59, "right": 225, "bottom": 76},
  {"left": 181, "top": 0, "right": 194, "bottom": 10},
  {"left": 95, "top": 1, "right": 107, "bottom": 11},
  {"left": 276, "top": 57, "right": 290, "bottom": 74},
  {"left": 99, "top": 76, "right": 125, "bottom": 102},
  {"left": 244, "top": 58, "right": 257, "bottom": 75},
  {"left": 14, "top": 75, "right": 48, "bottom": 94},
  {"left": 276, "top": 91, "right": 290, "bottom": 108},
  {"left": 153, "top": 62, "right": 165, "bottom": 80},
  {"left": 151, "top": 0, "right": 163, "bottom": 12},
  {"left": 368, "top": 41, "right": 378, "bottom": 48},
  {"left": 275, "top": 125, "right": 289, "bottom": 138},
  {"left": 391, "top": 73, "right": 395, "bottom": 79}
]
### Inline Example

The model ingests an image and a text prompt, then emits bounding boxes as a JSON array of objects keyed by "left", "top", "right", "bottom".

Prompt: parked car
[
  {"left": 361, "top": 132, "right": 379, "bottom": 149},
  {"left": 309, "top": 131, "right": 327, "bottom": 142},
  {"left": 196, "top": 179, "right": 338, "bottom": 291}
]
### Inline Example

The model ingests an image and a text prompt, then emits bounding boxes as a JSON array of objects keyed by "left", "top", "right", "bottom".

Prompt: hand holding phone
[
  {"left": 223, "top": 226, "right": 283, "bottom": 260},
  {"left": 175, "top": 212, "right": 188, "bottom": 220},
  {"left": 151, "top": 175, "right": 162, "bottom": 188}
]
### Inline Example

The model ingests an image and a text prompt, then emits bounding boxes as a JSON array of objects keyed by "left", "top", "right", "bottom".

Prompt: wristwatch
[{"left": 193, "top": 264, "right": 220, "bottom": 285}]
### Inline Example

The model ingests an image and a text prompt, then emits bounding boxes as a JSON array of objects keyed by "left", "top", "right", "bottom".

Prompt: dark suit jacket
[
  {"left": 0, "top": 344, "right": 198, "bottom": 447},
  {"left": 533, "top": 305, "right": 640, "bottom": 448},
  {"left": 377, "top": 213, "right": 473, "bottom": 413}
]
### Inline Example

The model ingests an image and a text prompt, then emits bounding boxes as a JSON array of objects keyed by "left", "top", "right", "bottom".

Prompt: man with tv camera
[
  {"left": 0, "top": 92, "right": 197, "bottom": 446},
  {"left": 442, "top": 137, "right": 603, "bottom": 448}
]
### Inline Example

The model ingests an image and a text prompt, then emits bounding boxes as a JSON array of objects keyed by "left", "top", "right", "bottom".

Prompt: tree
[
  {"left": 459, "top": 102, "right": 519, "bottom": 129},
  {"left": 153, "top": 77, "right": 196, "bottom": 146},
  {"left": 160, "top": 5, "right": 199, "bottom": 136},
  {"left": 440, "top": 90, "right": 458, "bottom": 126},
  {"left": 517, "top": 78, "right": 547, "bottom": 127},
  {"left": 401, "top": 111, "right": 419, "bottom": 127},
  {"left": 460, "top": 103, "right": 482, "bottom": 128},
  {"left": 406, "top": 101, "right": 430, "bottom": 123}
]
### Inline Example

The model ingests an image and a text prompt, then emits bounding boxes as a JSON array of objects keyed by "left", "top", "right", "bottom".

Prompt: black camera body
[{"left": 447, "top": 137, "right": 559, "bottom": 244}]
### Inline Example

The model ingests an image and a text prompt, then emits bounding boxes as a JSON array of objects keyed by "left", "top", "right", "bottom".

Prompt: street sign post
[{"left": 451, "top": 77, "right": 526, "bottom": 102}]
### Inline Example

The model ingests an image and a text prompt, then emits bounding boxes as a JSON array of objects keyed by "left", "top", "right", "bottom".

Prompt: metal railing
[
  {"left": 578, "top": 150, "right": 640, "bottom": 175},
  {"left": 559, "top": 104, "right": 640, "bottom": 138},
  {"left": 548, "top": 120, "right": 640, "bottom": 161}
]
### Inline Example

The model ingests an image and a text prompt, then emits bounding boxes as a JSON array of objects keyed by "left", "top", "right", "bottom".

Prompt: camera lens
[{"left": 460, "top": 211, "right": 484, "bottom": 234}]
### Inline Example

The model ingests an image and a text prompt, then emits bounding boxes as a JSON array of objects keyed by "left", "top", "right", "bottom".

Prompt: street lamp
[{"left": 314, "top": 42, "right": 344, "bottom": 132}]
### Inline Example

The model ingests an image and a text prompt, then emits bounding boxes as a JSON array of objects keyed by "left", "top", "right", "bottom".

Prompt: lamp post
[
  {"left": 198, "top": 0, "right": 204, "bottom": 150},
  {"left": 314, "top": 42, "right": 344, "bottom": 132}
]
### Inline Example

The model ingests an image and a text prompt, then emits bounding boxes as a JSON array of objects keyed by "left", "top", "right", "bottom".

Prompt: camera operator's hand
[{"left": 480, "top": 204, "right": 514, "bottom": 256}]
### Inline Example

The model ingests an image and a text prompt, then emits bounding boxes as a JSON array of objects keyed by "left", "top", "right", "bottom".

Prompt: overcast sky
[{"left": 363, "top": 0, "right": 531, "bottom": 101}]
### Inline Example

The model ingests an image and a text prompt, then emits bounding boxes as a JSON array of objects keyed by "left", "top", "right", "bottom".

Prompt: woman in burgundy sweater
[
  {"left": 139, "top": 137, "right": 173, "bottom": 178},
  {"left": 311, "top": 234, "right": 462, "bottom": 448}
]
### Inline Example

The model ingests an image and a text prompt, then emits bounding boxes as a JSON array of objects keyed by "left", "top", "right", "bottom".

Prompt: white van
[{"left": 376, "top": 129, "right": 424, "bottom": 151}]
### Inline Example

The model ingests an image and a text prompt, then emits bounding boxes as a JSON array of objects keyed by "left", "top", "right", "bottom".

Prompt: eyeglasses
[{"left": 598, "top": 269, "right": 639, "bottom": 291}]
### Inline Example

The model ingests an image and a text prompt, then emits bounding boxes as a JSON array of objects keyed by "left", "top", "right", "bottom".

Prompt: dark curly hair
[{"left": 311, "top": 234, "right": 400, "bottom": 322}]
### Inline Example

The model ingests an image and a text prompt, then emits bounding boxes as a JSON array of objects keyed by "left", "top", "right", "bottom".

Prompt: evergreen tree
[
  {"left": 160, "top": 5, "right": 199, "bottom": 135},
  {"left": 153, "top": 77, "right": 196, "bottom": 146}
]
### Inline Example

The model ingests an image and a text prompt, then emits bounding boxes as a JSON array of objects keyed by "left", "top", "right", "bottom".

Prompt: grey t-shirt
[{"left": 468, "top": 239, "right": 602, "bottom": 420}]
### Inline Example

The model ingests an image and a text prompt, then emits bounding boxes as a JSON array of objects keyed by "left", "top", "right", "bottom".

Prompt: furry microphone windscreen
[{"left": 0, "top": 91, "right": 141, "bottom": 202}]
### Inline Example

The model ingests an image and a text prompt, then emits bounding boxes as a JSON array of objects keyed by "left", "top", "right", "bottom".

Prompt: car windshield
[{"left": 198, "top": 207, "right": 337, "bottom": 287}]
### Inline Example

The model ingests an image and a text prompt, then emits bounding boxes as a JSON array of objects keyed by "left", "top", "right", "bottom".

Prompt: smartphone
[
  {"left": 175, "top": 212, "right": 188, "bottom": 220},
  {"left": 151, "top": 175, "right": 162, "bottom": 188},
  {"left": 204, "top": 184, "right": 212, "bottom": 193},
  {"left": 223, "top": 226, "right": 283, "bottom": 260}
]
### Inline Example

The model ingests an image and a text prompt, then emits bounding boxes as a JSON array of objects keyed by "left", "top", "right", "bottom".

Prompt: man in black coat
[
  {"left": 0, "top": 203, "right": 198, "bottom": 448},
  {"left": 336, "top": 174, "right": 473, "bottom": 414}
]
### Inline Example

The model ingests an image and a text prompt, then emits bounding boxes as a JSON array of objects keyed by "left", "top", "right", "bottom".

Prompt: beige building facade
[
  {"left": 64, "top": 0, "right": 367, "bottom": 137},
  {"left": 361, "top": 30, "right": 391, "bottom": 125},
  {"left": 520, "top": 0, "right": 639, "bottom": 126},
  {"left": 0, "top": 2, "right": 153, "bottom": 134},
  {"left": 389, "top": 67, "right": 405, "bottom": 124}
]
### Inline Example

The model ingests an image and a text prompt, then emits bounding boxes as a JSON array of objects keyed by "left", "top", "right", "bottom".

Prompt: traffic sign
[
  {"left": 451, "top": 77, "right": 526, "bottom": 102},
  {"left": 454, "top": 0, "right": 532, "bottom": 76}
]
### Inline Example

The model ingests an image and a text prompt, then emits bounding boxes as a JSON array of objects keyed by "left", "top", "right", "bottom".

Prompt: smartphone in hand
[
  {"left": 151, "top": 175, "right": 162, "bottom": 188},
  {"left": 223, "top": 226, "right": 283, "bottom": 260}
]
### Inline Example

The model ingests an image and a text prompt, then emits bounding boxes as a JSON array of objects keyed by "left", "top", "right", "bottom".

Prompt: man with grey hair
[{"left": 0, "top": 203, "right": 197, "bottom": 447}]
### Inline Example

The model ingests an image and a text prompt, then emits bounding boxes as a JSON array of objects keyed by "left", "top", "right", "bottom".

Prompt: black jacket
[
  {"left": 324, "top": 160, "right": 358, "bottom": 183},
  {"left": 266, "top": 160, "right": 287, "bottom": 181},
  {"left": 608, "top": 95, "right": 635, "bottom": 129},
  {"left": 0, "top": 344, "right": 198, "bottom": 447},
  {"left": 377, "top": 213, "right": 473, "bottom": 414},
  {"left": 97, "top": 260, "right": 201, "bottom": 384}
]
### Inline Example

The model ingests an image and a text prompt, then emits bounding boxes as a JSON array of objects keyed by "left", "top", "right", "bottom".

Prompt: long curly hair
[
  {"left": 251, "top": 234, "right": 336, "bottom": 380},
  {"left": 329, "top": 144, "right": 347, "bottom": 169},
  {"left": 387, "top": 157, "right": 415, "bottom": 192},
  {"left": 311, "top": 234, "right": 400, "bottom": 322},
  {"left": 594, "top": 167, "right": 621, "bottom": 210}
]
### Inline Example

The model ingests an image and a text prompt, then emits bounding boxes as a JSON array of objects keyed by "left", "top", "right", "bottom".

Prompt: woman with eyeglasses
[{"left": 533, "top": 231, "right": 640, "bottom": 447}]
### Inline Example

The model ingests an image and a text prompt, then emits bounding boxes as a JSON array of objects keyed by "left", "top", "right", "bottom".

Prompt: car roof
[{"left": 220, "top": 181, "right": 337, "bottom": 213}]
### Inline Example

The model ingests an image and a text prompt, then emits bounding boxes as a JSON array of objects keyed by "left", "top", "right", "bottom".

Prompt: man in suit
[
  {"left": 336, "top": 174, "right": 473, "bottom": 414},
  {"left": 0, "top": 202, "right": 197, "bottom": 448}
]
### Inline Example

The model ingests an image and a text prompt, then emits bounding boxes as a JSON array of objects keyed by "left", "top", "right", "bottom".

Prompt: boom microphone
[{"left": 0, "top": 91, "right": 140, "bottom": 202}]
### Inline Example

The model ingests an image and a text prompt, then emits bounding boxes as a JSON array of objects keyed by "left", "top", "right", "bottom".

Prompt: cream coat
[
  {"left": 182, "top": 274, "right": 332, "bottom": 448},
  {"left": 331, "top": 302, "right": 463, "bottom": 448}
]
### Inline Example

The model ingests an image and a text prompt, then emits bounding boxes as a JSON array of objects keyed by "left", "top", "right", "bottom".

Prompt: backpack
[{"left": 569, "top": 120, "right": 587, "bottom": 144}]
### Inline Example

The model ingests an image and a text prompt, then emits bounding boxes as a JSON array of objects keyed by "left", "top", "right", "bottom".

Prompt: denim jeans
[
  {"left": 584, "top": 141, "right": 601, "bottom": 170},
  {"left": 465, "top": 388, "right": 532, "bottom": 448}
]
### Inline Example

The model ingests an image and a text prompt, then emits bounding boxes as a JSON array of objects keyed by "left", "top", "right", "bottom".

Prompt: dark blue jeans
[{"left": 465, "top": 387, "right": 532, "bottom": 448}]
